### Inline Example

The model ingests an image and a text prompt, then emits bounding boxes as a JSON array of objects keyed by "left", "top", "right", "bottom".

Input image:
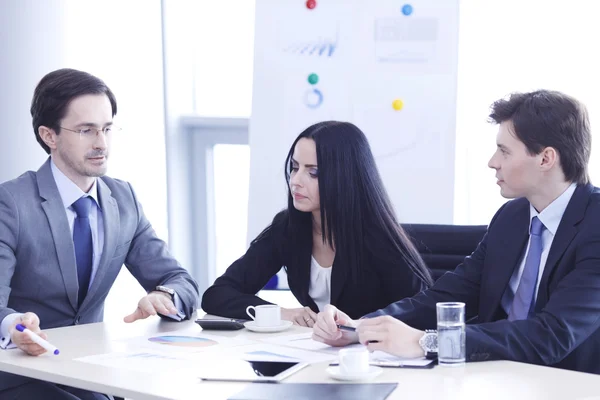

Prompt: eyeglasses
[{"left": 60, "top": 126, "right": 121, "bottom": 139}]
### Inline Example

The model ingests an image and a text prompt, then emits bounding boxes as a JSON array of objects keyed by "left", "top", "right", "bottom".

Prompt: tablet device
[
  {"left": 195, "top": 318, "right": 246, "bottom": 330},
  {"left": 198, "top": 360, "right": 308, "bottom": 382}
]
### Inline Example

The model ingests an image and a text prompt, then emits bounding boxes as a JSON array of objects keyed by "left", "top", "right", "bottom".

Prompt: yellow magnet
[{"left": 392, "top": 99, "right": 404, "bottom": 111}]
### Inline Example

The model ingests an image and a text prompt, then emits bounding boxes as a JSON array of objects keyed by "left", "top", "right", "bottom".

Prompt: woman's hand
[
  {"left": 281, "top": 306, "right": 319, "bottom": 327},
  {"left": 312, "top": 304, "right": 359, "bottom": 347}
]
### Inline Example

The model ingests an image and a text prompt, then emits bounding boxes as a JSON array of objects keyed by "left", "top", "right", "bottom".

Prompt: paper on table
[
  {"left": 262, "top": 332, "right": 432, "bottom": 366},
  {"left": 116, "top": 330, "right": 256, "bottom": 354},
  {"left": 75, "top": 350, "right": 203, "bottom": 374},
  {"left": 370, "top": 351, "right": 433, "bottom": 367},
  {"left": 260, "top": 332, "right": 363, "bottom": 354},
  {"left": 77, "top": 342, "right": 336, "bottom": 376},
  {"left": 219, "top": 343, "right": 337, "bottom": 363}
]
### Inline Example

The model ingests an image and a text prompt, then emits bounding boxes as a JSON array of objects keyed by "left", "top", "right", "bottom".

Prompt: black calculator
[{"left": 195, "top": 318, "right": 246, "bottom": 331}]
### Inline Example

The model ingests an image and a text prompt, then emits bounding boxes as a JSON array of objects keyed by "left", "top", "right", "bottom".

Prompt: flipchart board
[{"left": 248, "top": 0, "right": 459, "bottom": 256}]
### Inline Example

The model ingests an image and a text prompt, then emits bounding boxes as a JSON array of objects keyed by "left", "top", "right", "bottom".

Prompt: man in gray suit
[{"left": 0, "top": 69, "right": 199, "bottom": 399}]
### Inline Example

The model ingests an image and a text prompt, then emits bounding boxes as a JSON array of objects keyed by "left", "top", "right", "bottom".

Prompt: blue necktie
[
  {"left": 72, "top": 196, "right": 93, "bottom": 307},
  {"left": 509, "top": 216, "right": 546, "bottom": 321}
]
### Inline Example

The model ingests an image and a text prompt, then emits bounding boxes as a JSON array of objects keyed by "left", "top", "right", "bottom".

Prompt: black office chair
[
  {"left": 402, "top": 224, "right": 487, "bottom": 281},
  {"left": 262, "top": 223, "right": 487, "bottom": 289}
]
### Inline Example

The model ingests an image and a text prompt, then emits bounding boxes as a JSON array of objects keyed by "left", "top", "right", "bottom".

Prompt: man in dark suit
[
  {"left": 312, "top": 89, "right": 600, "bottom": 374},
  {"left": 0, "top": 69, "right": 199, "bottom": 399}
]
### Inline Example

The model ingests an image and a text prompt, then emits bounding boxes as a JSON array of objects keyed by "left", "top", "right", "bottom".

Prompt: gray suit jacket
[{"left": 0, "top": 159, "right": 199, "bottom": 391}]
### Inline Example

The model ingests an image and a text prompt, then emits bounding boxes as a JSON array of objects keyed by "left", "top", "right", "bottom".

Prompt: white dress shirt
[
  {"left": 308, "top": 256, "right": 333, "bottom": 311},
  {"left": 501, "top": 183, "right": 577, "bottom": 314}
]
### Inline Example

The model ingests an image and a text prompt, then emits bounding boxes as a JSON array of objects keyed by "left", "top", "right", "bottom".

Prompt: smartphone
[{"left": 195, "top": 318, "right": 246, "bottom": 330}]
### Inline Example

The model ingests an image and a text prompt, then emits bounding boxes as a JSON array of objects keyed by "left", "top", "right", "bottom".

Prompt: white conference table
[{"left": 1, "top": 314, "right": 600, "bottom": 400}]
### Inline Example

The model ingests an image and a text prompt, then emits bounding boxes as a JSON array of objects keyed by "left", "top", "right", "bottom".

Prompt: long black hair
[{"left": 281, "top": 121, "right": 433, "bottom": 286}]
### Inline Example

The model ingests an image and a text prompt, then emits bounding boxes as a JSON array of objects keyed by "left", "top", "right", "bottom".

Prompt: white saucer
[
  {"left": 244, "top": 320, "right": 293, "bottom": 333},
  {"left": 326, "top": 366, "right": 383, "bottom": 381}
]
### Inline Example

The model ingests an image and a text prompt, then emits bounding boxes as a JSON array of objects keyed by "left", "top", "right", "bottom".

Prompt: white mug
[
  {"left": 245, "top": 304, "right": 281, "bottom": 327},
  {"left": 338, "top": 347, "right": 370, "bottom": 376}
]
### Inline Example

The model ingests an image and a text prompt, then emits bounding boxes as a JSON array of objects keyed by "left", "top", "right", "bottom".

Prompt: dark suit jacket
[
  {"left": 202, "top": 211, "right": 426, "bottom": 320},
  {"left": 367, "top": 184, "right": 600, "bottom": 374},
  {"left": 0, "top": 159, "right": 199, "bottom": 391}
]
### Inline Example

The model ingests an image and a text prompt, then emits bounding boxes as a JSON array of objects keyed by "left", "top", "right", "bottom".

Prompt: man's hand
[
  {"left": 356, "top": 315, "right": 424, "bottom": 358},
  {"left": 124, "top": 291, "right": 179, "bottom": 323},
  {"left": 312, "top": 304, "right": 359, "bottom": 347},
  {"left": 281, "top": 307, "right": 318, "bottom": 327},
  {"left": 9, "top": 312, "right": 47, "bottom": 356}
]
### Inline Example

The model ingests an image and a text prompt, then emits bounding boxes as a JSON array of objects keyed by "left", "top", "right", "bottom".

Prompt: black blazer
[
  {"left": 368, "top": 184, "right": 600, "bottom": 374},
  {"left": 202, "top": 211, "right": 426, "bottom": 320}
]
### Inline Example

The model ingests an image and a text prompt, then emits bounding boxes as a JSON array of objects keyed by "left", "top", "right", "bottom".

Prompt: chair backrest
[
  {"left": 263, "top": 223, "right": 487, "bottom": 289},
  {"left": 402, "top": 224, "right": 487, "bottom": 281}
]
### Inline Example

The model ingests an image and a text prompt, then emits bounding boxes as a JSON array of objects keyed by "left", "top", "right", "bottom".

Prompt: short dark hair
[
  {"left": 488, "top": 90, "right": 591, "bottom": 184},
  {"left": 30, "top": 68, "right": 117, "bottom": 154}
]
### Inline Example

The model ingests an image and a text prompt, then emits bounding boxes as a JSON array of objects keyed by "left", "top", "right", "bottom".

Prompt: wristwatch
[
  {"left": 418, "top": 329, "right": 438, "bottom": 355},
  {"left": 155, "top": 285, "right": 175, "bottom": 300}
]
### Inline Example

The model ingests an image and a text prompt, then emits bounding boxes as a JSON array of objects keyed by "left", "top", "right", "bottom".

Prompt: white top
[
  {"left": 502, "top": 183, "right": 577, "bottom": 313},
  {"left": 308, "top": 256, "right": 333, "bottom": 311}
]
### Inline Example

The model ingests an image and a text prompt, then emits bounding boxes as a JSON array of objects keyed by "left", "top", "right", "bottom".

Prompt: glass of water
[{"left": 436, "top": 302, "right": 465, "bottom": 366}]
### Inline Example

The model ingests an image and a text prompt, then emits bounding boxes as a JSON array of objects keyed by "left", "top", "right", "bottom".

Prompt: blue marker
[
  {"left": 402, "top": 4, "right": 413, "bottom": 16},
  {"left": 15, "top": 324, "right": 60, "bottom": 355}
]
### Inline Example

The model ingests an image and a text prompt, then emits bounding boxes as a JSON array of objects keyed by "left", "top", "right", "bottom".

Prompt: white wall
[
  {"left": 454, "top": 0, "right": 600, "bottom": 224},
  {"left": 0, "top": 0, "right": 67, "bottom": 182},
  {"left": 0, "top": 0, "right": 170, "bottom": 321},
  {"left": 161, "top": 0, "right": 257, "bottom": 290}
]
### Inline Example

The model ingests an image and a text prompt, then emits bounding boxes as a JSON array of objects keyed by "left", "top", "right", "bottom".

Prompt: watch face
[{"left": 420, "top": 333, "right": 438, "bottom": 352}]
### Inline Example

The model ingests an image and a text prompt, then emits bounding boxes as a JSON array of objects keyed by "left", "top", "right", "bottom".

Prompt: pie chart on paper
[{"left": 147, "top": 336, "right": 218, "bottom": 348}]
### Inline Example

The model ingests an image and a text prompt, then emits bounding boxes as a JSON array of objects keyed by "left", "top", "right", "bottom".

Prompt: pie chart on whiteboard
[{"left": 148, "top": 336, "right": 218, "bottom": 348}]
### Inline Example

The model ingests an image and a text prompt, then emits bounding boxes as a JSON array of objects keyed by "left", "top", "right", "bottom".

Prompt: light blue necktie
[
  {"left": 72, "top": 196, "right": 93, "bottom": 307},
  {"left": 509, "top": 216, "right": 546, "bottom": 321}
]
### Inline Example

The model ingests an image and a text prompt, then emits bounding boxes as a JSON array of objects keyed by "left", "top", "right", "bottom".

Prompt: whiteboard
[{"left": 247, "top": 0, "right": 459, "bottom": 242}]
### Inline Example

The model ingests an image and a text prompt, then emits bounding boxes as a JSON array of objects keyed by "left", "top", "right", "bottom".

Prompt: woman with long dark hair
[{"left": 202, "top": 121, "right": 433, "bottom": 326}]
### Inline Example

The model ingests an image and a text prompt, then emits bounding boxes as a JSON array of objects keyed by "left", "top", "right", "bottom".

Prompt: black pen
[
  {"left": 336, "top": 323, "right": 379, "bottom": 343},
  {"left": 336, "top": 324, "right": 356, "bottom": 332}
]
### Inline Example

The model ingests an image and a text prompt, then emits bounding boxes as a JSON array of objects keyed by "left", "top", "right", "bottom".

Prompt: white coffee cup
[
  {"left": 338, "top": 347, "right": 370, "bottom": 376},
  {"left": 245, "top": 304, "right": 281, "bottom": 327}
]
